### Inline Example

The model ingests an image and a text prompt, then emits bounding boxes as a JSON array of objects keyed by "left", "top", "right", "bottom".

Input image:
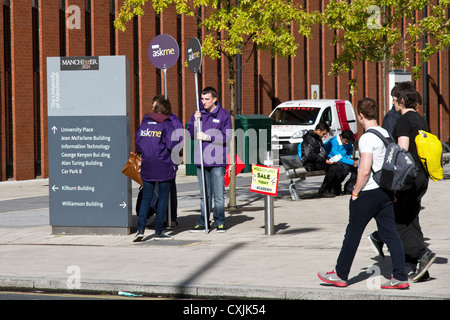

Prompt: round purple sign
[{"left": 148, "top": 34, "right": 180, "bottom": 70}]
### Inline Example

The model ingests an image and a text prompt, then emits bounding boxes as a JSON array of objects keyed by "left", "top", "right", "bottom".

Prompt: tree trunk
[{"left": 227, "top": 54, "right": 238, "bottom": 209}]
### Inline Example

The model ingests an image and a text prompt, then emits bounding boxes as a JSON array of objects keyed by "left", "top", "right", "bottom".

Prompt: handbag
[{"left": 121, "top": 152, "right": 143, "bottom": 185}]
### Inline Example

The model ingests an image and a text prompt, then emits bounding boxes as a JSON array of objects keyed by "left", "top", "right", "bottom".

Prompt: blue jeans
[
  {"left": 335, "top": 188, "right": 407, "bottom": 281},
  {"left": 196, "top": 166, "right": 226, "bottom": 227},
  {"left": 137, "top": 179, "right": 173, "bottom": 234}
]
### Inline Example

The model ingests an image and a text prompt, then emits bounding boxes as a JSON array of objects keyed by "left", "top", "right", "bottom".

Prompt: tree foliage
[
  {"left": 318, "top": 0, "right": 450, "bottom": 93},
  {"left": 115, "top": 0, "right": 317, "bottom": 208},
  {"left": 115, "top": 0, "right": 316, "bottom": 64}
]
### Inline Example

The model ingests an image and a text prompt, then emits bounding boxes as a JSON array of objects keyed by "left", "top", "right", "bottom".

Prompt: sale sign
[{"left": 250, "top": 164, "right": 279, "bottom": 196}]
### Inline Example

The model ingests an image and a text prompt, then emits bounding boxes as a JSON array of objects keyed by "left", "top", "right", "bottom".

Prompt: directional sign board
[{"left": 47, "top": 56, "right": 131, "bottom": 235}]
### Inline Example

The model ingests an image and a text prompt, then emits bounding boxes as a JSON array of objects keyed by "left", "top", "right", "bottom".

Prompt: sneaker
[
  {"left": 133, "top": 232, "right": 144, "bottom": 242},
  {"left": 190, "top": 224, "right": 208, "bottom": 233},
  {"left": 408, "top": 270, "right": 431, "bottom": 282},
  {"left": 368, "top": 233, "right": 385, "bottom": 259},
  {"left": 412, "top": 251, "right": 436, "bottom": 282},
  {"left": 317, "top": 270, "right": 348, "bottom": 287},
  {"left": 153, "top": 232, "right": 173, "bottom": 240},
  {"left": 216, "top": 224, "right": 226, "bottom": 233},
  {"left": 381, "top": 277, "right": 410, "bottom": 289}
]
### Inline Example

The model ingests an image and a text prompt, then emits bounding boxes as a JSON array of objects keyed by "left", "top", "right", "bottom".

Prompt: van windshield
[{"left": 271, "top": 107, "right": 321, "bottom": 125}]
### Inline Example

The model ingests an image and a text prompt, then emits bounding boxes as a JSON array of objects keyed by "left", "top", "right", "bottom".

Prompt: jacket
[
  {"left": 135, "top": 112, "right": 177, "bottom": 182},
  {"left": 301, "top": 130, "right": 327, "bottom": 165},
  {"left": 324, "top": 135, "right": 354, "bottom": 166},
  {"left": 187, "top": 101, "right": 232, "bottom": 167}
]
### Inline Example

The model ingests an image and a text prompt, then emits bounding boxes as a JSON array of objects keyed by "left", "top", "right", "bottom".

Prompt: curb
[{"left": 1, "top": 277, "right": 448, "bottom": 300}]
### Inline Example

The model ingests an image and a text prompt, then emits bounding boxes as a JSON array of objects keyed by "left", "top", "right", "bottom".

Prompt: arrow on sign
[
  {"left": 52, "top": 185, "right": 59, "bottom": 192},
  {"left": 120, "top": 202, "right": 127, "bottom": 208},
  {"left": 51, "top": 126, "right": 58, "bottom": 134}
]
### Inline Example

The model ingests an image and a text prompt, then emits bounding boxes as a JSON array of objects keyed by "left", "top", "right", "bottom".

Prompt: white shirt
[{"left": 358, "top": 126, "right": 389, "bottom": 191}]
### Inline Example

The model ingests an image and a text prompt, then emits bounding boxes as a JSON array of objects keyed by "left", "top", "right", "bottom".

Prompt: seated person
[
  {"left": 324, "top": 130, "right": 358, "bottom": 195},
  {"left": 300, "top": 122, "right": 329, "bottom": 171},
  {"left": 300, "top": 122, "right": 340, "bottom": 198}
]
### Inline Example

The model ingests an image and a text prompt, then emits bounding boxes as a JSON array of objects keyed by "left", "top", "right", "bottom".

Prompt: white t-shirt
[{"left": 358, "top": 126, "right": 389, "bottom": 191}]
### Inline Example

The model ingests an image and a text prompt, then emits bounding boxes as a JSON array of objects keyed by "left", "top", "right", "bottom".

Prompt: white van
[{"left": 270, "top": 99, "right": 357, "bottom": 156}]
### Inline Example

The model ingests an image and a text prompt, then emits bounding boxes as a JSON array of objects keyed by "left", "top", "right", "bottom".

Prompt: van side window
[{"left": 320, "top": 107, "right": 332, "bottom": 126}]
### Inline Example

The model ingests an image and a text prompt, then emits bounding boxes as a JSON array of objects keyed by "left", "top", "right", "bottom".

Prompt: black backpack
[{"left": 366, "top": 129, "right": 418, "bottom": 191}]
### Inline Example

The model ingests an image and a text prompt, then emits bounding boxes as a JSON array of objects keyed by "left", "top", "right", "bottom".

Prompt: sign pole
[
  {"left": 195, "top": 73, "right": 209, "bottom": 234},
  {"left": 264, "top": 151, "right": 275, "bottom": 235},
  {"left": 250, "top": 151, "right": 279, "bottom": 235},
  {"left": 148, "top": 34, "right": 180, "bottom": 231},
  {"left": 162, "top": 67, "right": 171, "bottom": 225},
  {"left": 163, "top": 69, "right": 168, "bottom": 99},
  {"left": 187, "top": 37, "right": 208, "bottom": 234}
]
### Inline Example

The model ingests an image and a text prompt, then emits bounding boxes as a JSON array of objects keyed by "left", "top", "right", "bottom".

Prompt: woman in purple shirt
[{"left": 134, "top": 99, "right": 177, "bottom": 242}]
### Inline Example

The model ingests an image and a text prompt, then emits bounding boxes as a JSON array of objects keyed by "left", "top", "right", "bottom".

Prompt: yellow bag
[{"left": 415, "top": 130, "right": 443, "bottom": 181}]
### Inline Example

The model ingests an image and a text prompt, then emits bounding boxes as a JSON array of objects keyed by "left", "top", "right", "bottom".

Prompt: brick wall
[
  {"left": 10, "top": 1, "right": 35, "bottom": 180},
  {"left": 0, "top": 0, "right": 449, "bottom": 181}
]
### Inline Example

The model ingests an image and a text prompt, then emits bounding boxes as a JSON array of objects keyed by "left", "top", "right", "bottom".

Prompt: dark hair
[
  {"left": 397, "top": 87, "right": 418, "bottom": 109},
  {"left": 153, "top": 98, "right": 172, "bottom": 116},
  {"left": 391, "top": 81, "right": 420, "bottom": 109},
  {"left": 415, "top": 90, "right": 422, "bottom": 106},
  {"left": 391, "top": 81, "right": 414, "bottom": 99},
  {"left": 152, "top": 94, "right": 165, "bottom": 105},
  {"left": 201, "top": 87, "right": 218, "bottom": 98},
  {"left": 357, "top": 97, "right": 378, "bottom": 120},
  {"left": 341, "top": 129, "right": 355, "bottom": 142},
  {"left": 315, "top": 121, "right": 330, "bottom": 132}
]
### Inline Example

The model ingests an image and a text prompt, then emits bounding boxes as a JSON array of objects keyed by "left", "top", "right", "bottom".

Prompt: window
[
  {"left": 271, "top": 107, "right": 321, "bottom": 125},
  {"left": 33, "top": 0, "right": 41, "bottom": 176},
  {"left": 3, "top": 0, "right": 13, "bottom": 178}
]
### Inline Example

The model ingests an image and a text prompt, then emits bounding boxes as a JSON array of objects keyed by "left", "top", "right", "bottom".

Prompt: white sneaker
[{"left": 133, "top": 232, "right": 144, "bottom": 242}]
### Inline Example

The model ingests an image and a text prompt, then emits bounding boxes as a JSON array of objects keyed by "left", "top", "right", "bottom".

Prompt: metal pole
[
  {"left": 163, "top": 69, "right": 168, "bottom": 99},
  {"left": 195, "top": 73, "right": 209, "bottom": 234},
  {"left": 264, "top": 194, "right": 274, "bottom": 235},
  {"left": 264, "top": 151, "right": 274, "bottom": 235},
  {"left": 163, "top": 67, "right": 172, "bottom": 227}
]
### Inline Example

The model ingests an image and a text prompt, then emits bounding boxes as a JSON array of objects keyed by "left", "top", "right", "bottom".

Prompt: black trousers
[
  {"left": 373, "top": 169, "right": 430, "bottom": 264},
  {"left": 320, "top": 164, "right": 345, "bottom": 193},
  {"left": 336, "top": 188, "right": 407, "bottom": 281}
]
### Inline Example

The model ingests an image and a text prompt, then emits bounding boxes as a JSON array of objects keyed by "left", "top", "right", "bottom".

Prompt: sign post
[
  {"left": 186, "top": 37, "right": 209, "bottom": 234},
  {"left": 47, "top": 56, "right": 131, "bottom": 235},
  {"left": 148, "top": 34, "right": 180, "bottom": 224},
  {"left": 250, "top": 153, "right": 279, "bottom": 235},
  {"left": 148, "top": 34, "right": 180, "bottom": 98}
]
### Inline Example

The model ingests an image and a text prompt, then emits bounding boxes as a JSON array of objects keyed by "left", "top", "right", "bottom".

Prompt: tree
[
  {"left": 115, "top": 0, "right": 316, "bottom": 208},
  {"left": 319, "top": 0, "right": 450, "bottom": 110}
]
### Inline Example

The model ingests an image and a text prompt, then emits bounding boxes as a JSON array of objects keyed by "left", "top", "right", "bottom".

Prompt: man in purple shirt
[{"left": 187, "top": 87, "right": 232, "bottom": 233}]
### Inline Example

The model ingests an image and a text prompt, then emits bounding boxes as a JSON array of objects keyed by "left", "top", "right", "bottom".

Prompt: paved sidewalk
[{"left": 0, "top": 166, "right": 449, "bottom": 300}]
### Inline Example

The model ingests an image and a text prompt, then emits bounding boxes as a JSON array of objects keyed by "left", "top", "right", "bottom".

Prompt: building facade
[{"left": 1, "top": 0, "right": 449, "bottom": 181}]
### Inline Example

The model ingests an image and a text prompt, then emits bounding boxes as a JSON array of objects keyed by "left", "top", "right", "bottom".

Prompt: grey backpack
[{"left": 366, "top": 129, "right": 418, "bottom": 191}]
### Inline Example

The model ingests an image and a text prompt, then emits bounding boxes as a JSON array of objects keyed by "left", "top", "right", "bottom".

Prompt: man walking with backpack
[
  {"left": 318, "top": 98, "right": 409, "bottom": 289},
  {"left": 369, "top": 83, "right": 436, "bottom": 282}
]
